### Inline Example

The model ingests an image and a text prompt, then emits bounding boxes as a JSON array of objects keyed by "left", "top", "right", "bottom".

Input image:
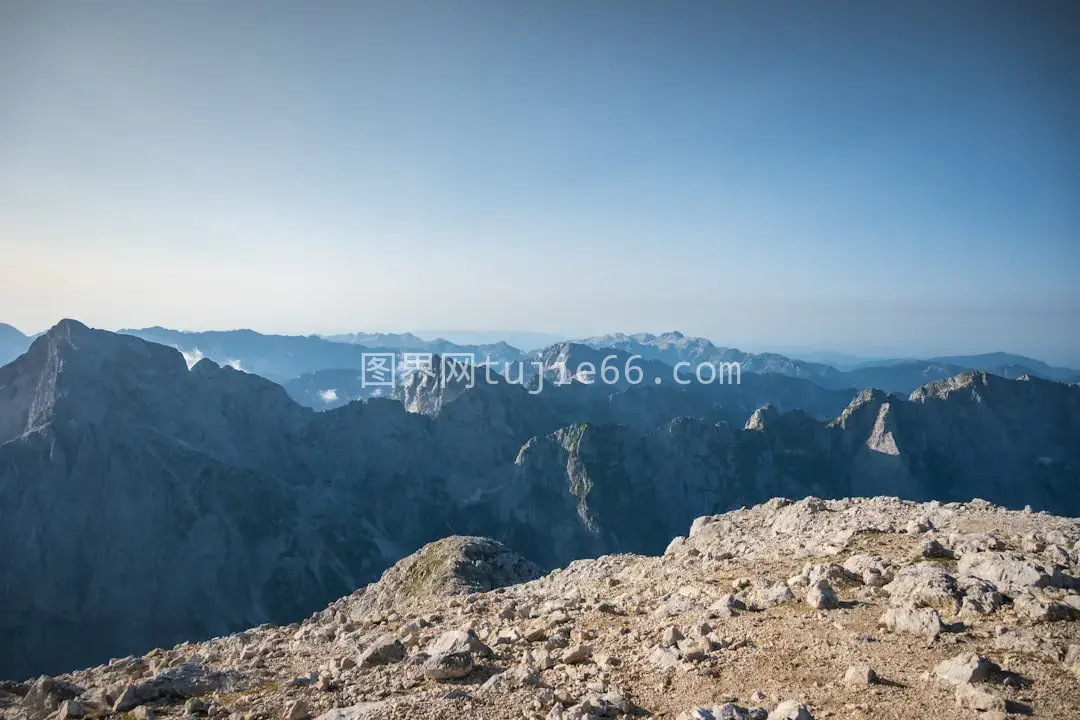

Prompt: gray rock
[
  {"left": 1013, "top": 589, "right": 1079, "bottom": 623},
  {"left": 957, "top": 575, "right": 1005, "bottom": 615},
  {"left": 934, "top": 653, "right": 995, "bottom": 685},
  {"left": 57, "top": 699, "right": 85, "bottom": 720},
  {"left": 805, "top": 581, "right": 839, "bottom": 610},
  {"left": 957, "top": 551, "right": 1059, "bottom": 595},
  {"left": 312, "top": 704, "right": 389, "bottom": 720},
  {"left": 843, "top": 663, "right": 877, "bottom": 686},
  {"left": 480, "top": 666, "right": 543, "bottom": 691},
  {"left": 767, "top": 700, "right": 813, "bottom": 720},
  {"left": 919, "top": 538, "right": 953, "bottom": 559},
  {"left": 649, "top": 646, "right": 681, "bottom": 670},
  {"left": 707, "top": 594, "right": 745, "bottom": 618},
  {"left": 879, "top": 606, "right": 943, "bottom": 640},
  {"left": 426, "top": 629, "right": 493, "bottom": 658},
  {"left": 883, "top": 564, "right": 959, "bottom": 612},
  {"left": 358, "top": 636, "right": 405, "bottom": 666},
  {"left": 284, "top": 700, "right": 311, "bottom": 720},
  {"left": 955, "top": 683, "right": 1005, "bottom": 712},
  {"left": 562, "top": 644, "right": 592, "bottom": 664},
  {"left": 661, "top": 626, "right": 685, "bottom": 648},
  {"left": 743, "top": 582, "right": 796, "bottom": 611},
  {"left": 112, "top": 662, "right": 238, "bottom": 712},
  {"left": 842, "top": 555, "right": 894, "bottom": 586},
  {"left": 184, "top": 697, "right": 210, "bottom": 716},
  {"left": 676, "top": 638, "right": 707, "bottom": 662},
  {"left": 24, "top": 677, "right": 84, "bottom": 718},
  {"left": 422, "top": 651, "right": 474, "bottom": 680},
  {"left": 654, "top": 593, "right": 697, "bottom": 617}
]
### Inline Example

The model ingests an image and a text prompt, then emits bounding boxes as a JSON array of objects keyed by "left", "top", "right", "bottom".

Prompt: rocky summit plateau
[{"left": 5, "top": 497, "right": 1080, "bottom": 720}]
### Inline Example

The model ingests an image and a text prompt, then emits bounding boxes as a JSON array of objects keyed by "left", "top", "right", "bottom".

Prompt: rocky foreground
[{"left": 5, "top": 497, "right": 1080, "bottom": 720}]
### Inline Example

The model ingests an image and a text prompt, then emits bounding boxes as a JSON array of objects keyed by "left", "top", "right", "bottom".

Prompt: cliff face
[{"left": 2, "top": 324, "right": 1079, "bottom": 680}]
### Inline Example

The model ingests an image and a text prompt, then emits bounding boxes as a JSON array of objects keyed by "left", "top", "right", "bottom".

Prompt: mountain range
[
  {"left": 575, "top": 332, "right": 1080, "bottom": 393},
  {"left": 95, "top": 327, "right": 1079, "bottom": 412},
  {"left": 1, "top": 320, "right": 1079, "bottom": 680}
]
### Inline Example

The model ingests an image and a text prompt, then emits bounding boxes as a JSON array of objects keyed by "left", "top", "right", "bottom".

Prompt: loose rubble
[{"left": 4, "top": 497, "right": 1080, "bottom": 719}]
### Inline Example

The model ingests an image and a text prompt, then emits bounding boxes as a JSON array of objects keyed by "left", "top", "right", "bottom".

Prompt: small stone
[
  {"left": 283, "top": 700, "right": 310, "bottom": 720},
  {"left": 184, "top": 697, "right": 210, "bottom": 717},
  {"left": 955, "top": 683, "right": 1006, "bottom": 712},
  {"left": 707, "top": 594, "right": 744, "bottom": 618},
  {"left": 806, "top": 581, "right": 839, "bottom": 610},
  {"left": 358, "top": 635, "right": 405, "bottom": 666},
  {"left": 649, "top": 645, "right": 681, "bottom": 670},
  {"left": 919, "top": 538, "right": 953, "bottom": 559},
  {"left": 934, "top": 653, "right": 995, "bottom": 685},
  {"left": 843, "top": 663, "right": 877, "bottom": 686},
  {"left": 562, "top": 644, "right": 592, "bottom": 664},
  {"left": 661, "top": 626, "right": 685, "bottom": 648},
  {"left": 767, "top": 700, "right": 813, "bottom": 720},
  {"left": 57, "top": 700, "right": 85, "bottom": 720},
  {"left": 1014, "top": 590, "right": 1079, "bottom": 623},
  {"left": 676, "top": 638, "right": 707, "bottom": 662}
]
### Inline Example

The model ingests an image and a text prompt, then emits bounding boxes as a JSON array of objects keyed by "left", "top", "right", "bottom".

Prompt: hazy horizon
[
  {"left": 3, "top": 2, "right": 1078, "bottom": 364},
  {"left": 5, "top": 317, "right": 1080, "bottom": 368}
]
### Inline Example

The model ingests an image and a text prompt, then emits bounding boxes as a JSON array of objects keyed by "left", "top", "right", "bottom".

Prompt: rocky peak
[
  {"left": 745, "top": 404, "right": 782, "bottom": 431},
  {"left": 338, "top": 536, "right": 542, "bottom": 619}
]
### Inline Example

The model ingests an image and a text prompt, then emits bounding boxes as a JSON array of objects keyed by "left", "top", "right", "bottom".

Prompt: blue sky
[{"left": 2, "top": 1, "right": 1078, "bottom": 363}]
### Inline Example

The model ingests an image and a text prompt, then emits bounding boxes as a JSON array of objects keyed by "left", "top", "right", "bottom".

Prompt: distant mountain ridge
[
  {"left": 2, "top": 323, "right": 1076, "bottom": 410},
  {"left": 574, "top": 331, "right": 1080, "bottom": 393},
  {"left": 0, "top": 323, "right": 30, "bottom": 366},
  {"left": 120, "top": 326, "right": 525, "bottom": 384},
  {"left": 2, "top": 321, "right": 1079, "bottom": 679}
]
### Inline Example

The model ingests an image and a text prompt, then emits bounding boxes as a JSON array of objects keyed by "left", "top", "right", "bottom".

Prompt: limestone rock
[
  {"left": 934, "top": 653, "right": 995, "bottom": 685},
  {"left": 422, "top": 651, "right": 474, "bottom": 680},
  {"left": 955, "top": 683, "right": 1005, "bottom": 712},
  {"left": 767, "top": 700, "right": 813, "bottom": 719},
  {"left": 805, "top": 581, "right": 839, "bottom": 610},
  {"left": 358, "top": 636, "right": 405, "bottom": 666},
  {"left": 879, "top": 606, "right": 943, "bottom": 640},
  {"left": 427, "top": 628, "right": 493, "bottom": 658},
  {"left": 843, "top": 663, "right": 878, "bottom": 686},
  {"left": 957, "top": 551, "right": 1059, "bottom": 595}
]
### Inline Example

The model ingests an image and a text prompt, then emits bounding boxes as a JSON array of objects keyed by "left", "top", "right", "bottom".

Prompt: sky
[{"left": 1, "top": 1, "right": 1078, "bottom": 364}]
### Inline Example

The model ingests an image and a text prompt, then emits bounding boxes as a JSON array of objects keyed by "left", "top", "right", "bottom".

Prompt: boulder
[
  {"left": 767, "top": 700, "right": 813, "bottom": 719},
  {"left": 112, "top": 662, "right": 238, "bottom": 712},
  {"left": 843, "top": 663, "right": 878, "bottom": 686},
  {"left": 955, "top": 683, "right": 1005, "bottom": 712},
  {"left": 1013, "top": 589, "right": 1079, "bottom": 623},
  {"left": 358, "top": 636, "right": 405, "bottom": 666},
  {"left": 879, "top": 606, "right": 943, "bottom": 640},
  {"left": 805, "top": 581, "right": 839, "bottom": 610},
  {"left": 883, "top": 564, "right": 959, "bottom": 613},
  {"left": 934, "top": 653, "right": 995, "bottom": 685},
  {"left": 422, "top": 651, "right": 474, "bottom": 680},
  {"left": 957, "top": 552, "right": 1060, "bottom": 595},
  {"left": 427, "top": 629, "right": 493, "bottom": 658}
]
